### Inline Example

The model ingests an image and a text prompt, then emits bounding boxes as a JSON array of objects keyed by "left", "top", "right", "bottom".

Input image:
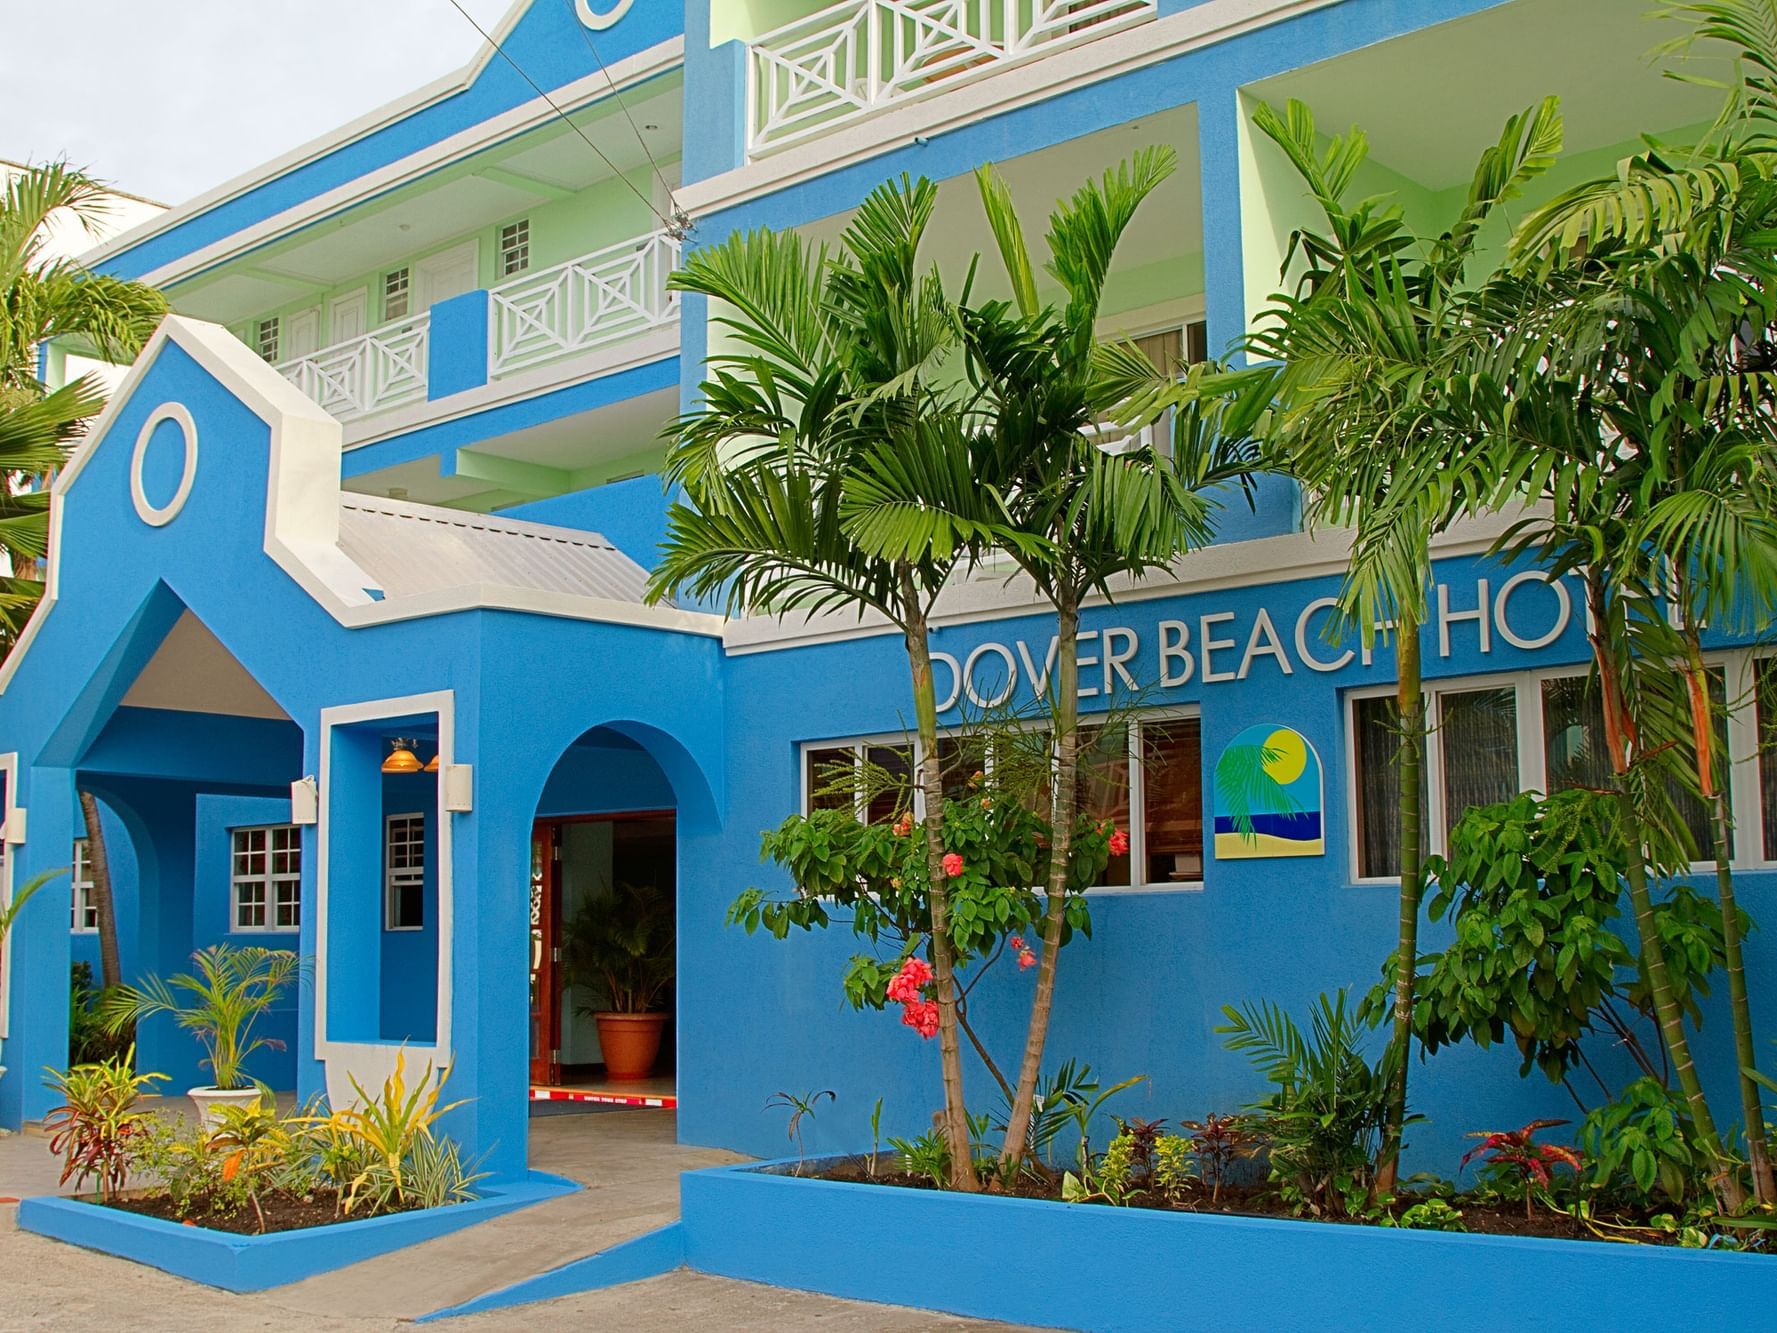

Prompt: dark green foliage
[
  {"left": 1218, "top": 990, "right": 1396, "bottom": 1217},
  {"left": 1579, "top": 1078, "right": 1703, "bottom": 1207},
  {"left": 560, "top": 880, "right": 675, "bottom": 1014},
  {"left": 69, "top": 962, "right": 131, "bottom": 1067},
  {"left": 1364, "top": 788, "right": 1741, "bottom": 1088}
]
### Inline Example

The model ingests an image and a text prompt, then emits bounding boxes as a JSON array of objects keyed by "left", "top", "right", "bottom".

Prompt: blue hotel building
[{"left": 2, "top": 0, "right": 1775, "bottom": 1182}]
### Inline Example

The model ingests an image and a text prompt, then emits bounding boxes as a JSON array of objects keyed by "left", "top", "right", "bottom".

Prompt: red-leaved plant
[
  {"left": 1460, "top": 1119, "right": 1583, "bottom": 1218},
  {"left": 42, "top": 1049, "right": 166, "bottom": 1202}
]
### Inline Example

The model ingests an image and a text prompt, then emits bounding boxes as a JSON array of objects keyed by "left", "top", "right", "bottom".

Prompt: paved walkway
[{"left": 0, "top": 1111, "right": 1018, "bottom": 1330}]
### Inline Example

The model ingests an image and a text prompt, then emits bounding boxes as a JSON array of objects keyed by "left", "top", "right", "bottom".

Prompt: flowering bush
[{"left": 729, "top": 773, "right": 1118, "bottom": 1048}]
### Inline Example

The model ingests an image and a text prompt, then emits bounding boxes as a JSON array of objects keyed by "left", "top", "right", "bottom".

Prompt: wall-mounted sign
[{"left": 1212, "top": 724, "right": 1324, "bottom": 859}]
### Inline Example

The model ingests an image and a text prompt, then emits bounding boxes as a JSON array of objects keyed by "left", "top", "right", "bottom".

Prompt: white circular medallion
[
  {"left": 130, "top": 403, "right": 199, "bottom": 527},
  {"left": 575, "top": 0, "right": 633, "bottom": 29}
]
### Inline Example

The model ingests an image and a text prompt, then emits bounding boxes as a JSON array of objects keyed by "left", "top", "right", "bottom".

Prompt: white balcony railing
[
  {"left": 488, "top": 229, "right": 680, "bottom": 379},
  {"left": 749, "top": 0, "right": 1156, "bottom": 154},
  {"left": 277, "top": 313, "right": 431, "bottom": 422}
]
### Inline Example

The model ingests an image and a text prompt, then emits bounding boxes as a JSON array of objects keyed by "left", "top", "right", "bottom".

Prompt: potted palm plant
[
  {"left": 0, "top": 867, "right": 63, "bottom": 1087},
  {"left": 100, "top": 944, "right": 301, "bottom": 1125},
  {"left": 560, "top": 881, "right": 674, "bottom": 1082}
]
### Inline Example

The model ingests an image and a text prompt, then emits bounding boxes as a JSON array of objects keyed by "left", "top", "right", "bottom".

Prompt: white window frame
[
  {"left": 798, "top": 706, "right": 1205, "bottom": 895},
  {"left": 383, "top": 267, "right": 412, "bottom": 322},
  {"left": 254, "top": 316, "right": 280, "bottom": 364},
  {"left": 498, "top": 218, "right": 531, "bottom": 277},
  {"left": 231, "top": 824, "right": 302, "bottom": 934},
  {"left": 1346, "top": 651, "right": 1770, "bottom": 886},
  {"left": 384, "top": 812, "right": 426, "bottom": 931},
  {"left": 71, "top": 838, "right": 97, "bottom": 933}
]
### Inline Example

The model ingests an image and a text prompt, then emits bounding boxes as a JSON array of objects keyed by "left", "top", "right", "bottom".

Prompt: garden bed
[
  {"left": 17, "top": 1171, "right": 577, "bottom": 1292},
  {"left": 679, "top": 1159, "right": 1777, "bottom": 1333},
  {"left": 98, "top": 1186, "right": 381, "bottom": 1236},
  {"left": 814, "top": 1158, "right": 1681, "bottom": 1245}
]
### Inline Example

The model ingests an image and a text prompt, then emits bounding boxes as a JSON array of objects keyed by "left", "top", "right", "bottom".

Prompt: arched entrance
[{"left": 528, "top": 725, "right": 681, "bottom": 1112}]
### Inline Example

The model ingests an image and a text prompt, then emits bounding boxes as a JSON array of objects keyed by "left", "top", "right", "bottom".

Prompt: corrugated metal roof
[{"left": 337, "top": 495, "right": 656, "bottom": 605}]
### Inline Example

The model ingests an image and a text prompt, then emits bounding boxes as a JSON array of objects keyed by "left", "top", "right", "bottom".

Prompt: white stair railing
[
  {"left": 277, "top": 314, "right": 431, "bottom": 422},
  {"left": 749, "top": 0, "right": 1155, "bottom": 154},
  {"left": 488, "top": 229, "right": 681, "bottom": 379}
]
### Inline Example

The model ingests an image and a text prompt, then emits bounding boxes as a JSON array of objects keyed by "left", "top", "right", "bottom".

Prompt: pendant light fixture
[
  {"left": 382, "top": 738, "right": 424, "bottom": 774},
  {"left": 424, "top": 752, "right": 440, "bottom": 773}
]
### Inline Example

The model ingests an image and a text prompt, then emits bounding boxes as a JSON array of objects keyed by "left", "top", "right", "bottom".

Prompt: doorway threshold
[{"left": 530, "top": 1078, "right": 677, "bottom": 1109}]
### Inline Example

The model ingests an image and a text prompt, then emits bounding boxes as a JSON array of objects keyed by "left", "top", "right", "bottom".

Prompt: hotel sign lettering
[{"left": 932, "top": 572, "right": 1575, "bottom": 712}]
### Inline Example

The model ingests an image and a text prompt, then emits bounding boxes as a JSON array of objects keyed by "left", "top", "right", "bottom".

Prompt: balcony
[
  {"left": 277, "top": 314, "right": 431, "bottom": 423},
  {"left": 748, "top": 0, "right": 1157, "bottom": 155},
  {"left": 273, "top": 228, "right": 679, "bottom": 429},
  {"left": 488, "top": 229, "right": 680, "bottom": 378}
]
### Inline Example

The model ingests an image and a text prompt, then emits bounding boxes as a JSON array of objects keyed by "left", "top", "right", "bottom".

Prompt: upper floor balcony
[
  {"left": 271, "top": 228, "right": 681, "bottom": 425},
  {"left": 746, "top": 0, "right": 1157, "bottom": 156}
]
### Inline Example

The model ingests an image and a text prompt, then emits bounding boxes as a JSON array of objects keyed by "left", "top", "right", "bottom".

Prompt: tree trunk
[
  {"left": 901, "top": 573, "right": 980, "bottom": 1192},
  {"left": 998, "top": 592, "right": 1081, "bottom": 1174},
  {"left": 1587, "top": 574, "right": 1742, "bottom": 1210},
  {"left": 78, "top": 789, "right": 122, "bottom": 991},
  {"left": 1681, "top": 630, "right": 1774, "bottom": 1204},
  {"left": 1375, "top": 607, "right": 1425, "bottom": 1197}
]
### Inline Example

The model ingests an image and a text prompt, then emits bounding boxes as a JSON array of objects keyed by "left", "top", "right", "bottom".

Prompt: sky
[{"left": 1, "top": 0, "right": 513, "bottom": 205}]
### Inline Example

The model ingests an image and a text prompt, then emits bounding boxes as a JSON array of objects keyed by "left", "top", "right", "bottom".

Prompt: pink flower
[
  {"left": 893, "top": 813, "right": 912, "bottom": 837},
  {"left": 980, "top": 797, "right": 992, "bottom": 810},
  {"left": 900, "top": 999, "right": 940, "bottom": 1039},
  {"left": 1108, "top": 829, "right": 1129, "bottom": 857},
  {"left": 885, "top": 956, "right": 933, "bottom": 1005},
  {"left": 942, "top": 853, "right": 965, "bottom": 878},
  {"left": 1009, "top": 936, "right": 1025, "bottom": 952},
  {"left": 1018, "top": 949, "right": 1037, "bottom": 971}
]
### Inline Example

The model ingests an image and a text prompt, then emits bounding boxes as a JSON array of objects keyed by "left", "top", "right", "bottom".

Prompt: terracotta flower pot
[{"left": 594, "top": 1011, "right": 667, "bottom": 1082}]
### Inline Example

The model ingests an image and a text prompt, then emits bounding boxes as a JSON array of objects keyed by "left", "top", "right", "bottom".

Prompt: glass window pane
[
  {"left": 1759, "top": 660, "right": 1777, "bottom": 862},
  {"left": 937, "top": 736, "right": 988, "bottom": 804},
  {"left": 1142, "top": 717, "right": 1203, "bottom": 884},
  {"left": 1078, "top": 724, "right": 1130, "bottom": 886},
  {"left": 863, "top": 745, "right": 913, "bottom": 826},
  {"left": 1439, "top": 687, "right": 1519, "bottom": 838},
  {"left": 1542, "top": 675, "right": 1611, "bottom": 794},
  {"left": 805, "top": 746, "right": 855, "bottom": 813},
  {"left": 1352, "top": 695, "right": 1428, "bottom": 880}
]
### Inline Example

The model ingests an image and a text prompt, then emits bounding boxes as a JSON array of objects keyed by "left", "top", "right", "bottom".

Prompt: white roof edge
[{"left": 77, "top": 0, "right": 616, "bottom": 272}]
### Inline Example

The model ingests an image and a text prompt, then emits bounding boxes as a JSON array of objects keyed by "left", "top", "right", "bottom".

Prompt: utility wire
[
  {"left": 443, "top": 0, "right": 683, "bottom": 236},
  {"left": 567, "top": 0, "right": 687, "bottom": 233}
]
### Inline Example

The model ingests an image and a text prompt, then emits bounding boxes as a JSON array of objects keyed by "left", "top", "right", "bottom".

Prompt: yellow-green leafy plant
[
  {"left": 41, "top": 1049, "right": 165, "bottom": 1201},
  {"left": 318, "top": 1051, "right": 466, "bottom": 1215},
  {"left": 205, "top": 1093, "right": 291, "bottom": 1233},
  {"left": 1152, "top": 1134, "right": 1197, "bottom": 1200}
]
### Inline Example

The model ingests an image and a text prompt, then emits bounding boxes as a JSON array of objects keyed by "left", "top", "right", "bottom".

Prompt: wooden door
[
  {"left": 529, "top": 822, "right": 562, "bottom": 1085},
  {"left": 328, "top": 289, "right": 368, "bottom": 344}
]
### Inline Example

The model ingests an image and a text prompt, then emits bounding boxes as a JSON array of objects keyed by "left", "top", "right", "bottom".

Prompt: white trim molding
[
  {"left": 315, "top": 690, "right": 455, "bottom": 1107},
  {"left": 0, "top": 752, "right": 15, "bottom": 1045},
  {"left": 0, "top": 316, "right": 721, "bottom": 699},
  {"left": 102, "top": 38, "right": 685, "bottom": 291},
  {"left": 680, "top": 0, "right": 1339, "bottom": 221},
  {"left": 129, "top": 403, "right": 199, "bottom": 527},
  {"left": 577, "top": 0, "right": 634, "bottom": 28}
]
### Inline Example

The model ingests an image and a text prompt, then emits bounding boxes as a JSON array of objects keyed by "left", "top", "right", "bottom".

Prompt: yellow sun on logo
[{"left": 1261, "top": 727, "right": 1308, "bottom": 785}]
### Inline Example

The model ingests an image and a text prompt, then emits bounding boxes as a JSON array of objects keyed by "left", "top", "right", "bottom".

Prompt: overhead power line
[{"left": 442, "top": 0, "right": 690, "bottom": 239}]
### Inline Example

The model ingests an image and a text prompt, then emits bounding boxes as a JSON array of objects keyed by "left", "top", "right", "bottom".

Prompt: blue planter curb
[
  {"left": 16, "top": 1170, "right": 578, "bottom": 1293},
  {"left": 679, "top": 1159, "right": 1777, "bottom": 1333},
  {"left": 417, "top": 1221, "right": 685, "bottom": 1320}
]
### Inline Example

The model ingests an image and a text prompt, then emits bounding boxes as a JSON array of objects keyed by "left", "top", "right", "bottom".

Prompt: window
[
  {"left": 499, "top": 219, "right": 531, "bottom": 277},
  {"left": 231, "top": 825, "right": 301, "bottom": 932},
  {"left": 383, "top": 267, "right": 411, "bottom": 321},
  {"left": 800, "top": 712, "right": 1203, "bottom": 890},
  {"left": 1351, "top": 663, "right": 1754, "bottom": 880},
  {"left": 71, "top": 838, "right": 97, "bottom": 932},
  {"left": 254, "top": 317, "right": 280, "bottom": 364},
  {"left": 385, "top": 813, "right": 426, "bottom": 930},
  {"left": 1130, "top": 318, "right": 1210, "bottom": 380}
]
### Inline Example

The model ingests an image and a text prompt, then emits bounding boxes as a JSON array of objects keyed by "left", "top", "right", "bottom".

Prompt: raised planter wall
[
  {"left": 679, "top": 1161, "right": 1776, "bottom": 1333},
  {"left": 17, "top": 1171, "right": 577, "bottom": 1293}
]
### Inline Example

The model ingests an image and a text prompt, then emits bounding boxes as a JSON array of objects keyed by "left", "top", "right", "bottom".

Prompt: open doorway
[{"left": 529, "top": 811, "right": 676, "bottom": 1109}]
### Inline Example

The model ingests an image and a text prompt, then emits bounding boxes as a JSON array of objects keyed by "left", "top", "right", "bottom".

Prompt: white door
[
  {"left": 285, "top": 306, "right": 321, "bottom": 360},
  {"left": 329, "top": 289, "right": 368, "bottom": 342},
  {"left": 414, "top": 240, "right": 479, "bottom": 312}
]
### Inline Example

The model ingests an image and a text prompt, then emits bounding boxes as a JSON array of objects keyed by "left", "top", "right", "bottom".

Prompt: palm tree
[
  {"left": 4, "top": 162, "right": 165, "bottom": 998},
  {"left": 646, "top": 180, "right": 992, "bottom": 1189},
  {"left": 897, "top": 149, "right": 1268, "bottom": 1172},
  {"left": 1244, "top": 96, "right": 1563, "bottom": 1192},
  {"left": 1490, "top": 4, "right": 1777, "bottom": 1205}
]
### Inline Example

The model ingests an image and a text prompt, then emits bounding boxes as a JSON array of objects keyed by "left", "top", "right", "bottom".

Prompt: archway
[{"left": 525, "top": 723, "right": 693, "bottom": 1122}]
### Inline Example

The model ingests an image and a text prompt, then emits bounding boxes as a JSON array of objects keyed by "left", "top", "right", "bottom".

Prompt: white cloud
[{"left": 0, "top": 0, "right": 515, "bottom": 204}]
